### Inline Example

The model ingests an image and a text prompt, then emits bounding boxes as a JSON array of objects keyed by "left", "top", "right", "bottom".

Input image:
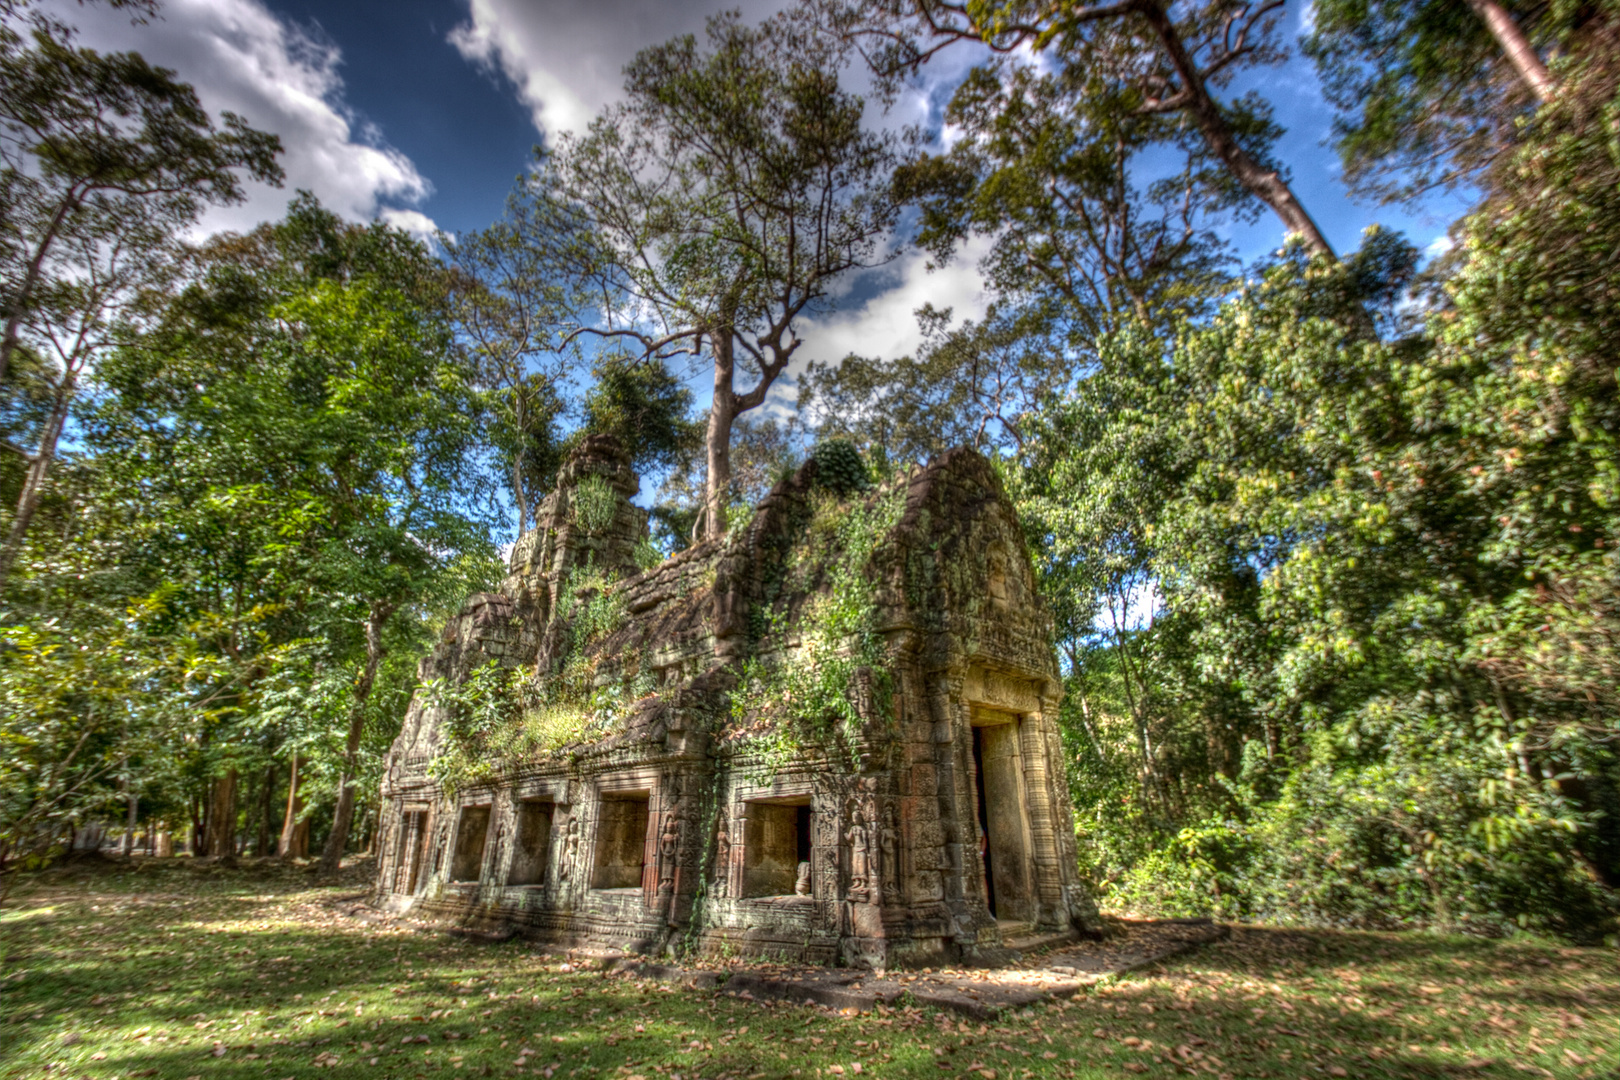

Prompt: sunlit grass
[{"left": 0, "top": 857, "right": 1614, "bottom": 1080}]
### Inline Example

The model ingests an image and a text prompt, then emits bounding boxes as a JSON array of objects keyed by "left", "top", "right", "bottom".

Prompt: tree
[
  {"left": 529, "top": 10, "right": 900, "bottom": 539},
  {"left": 579, "top": 355, "right": 701, "bottom": 481},
  {"left": 1003, "top": 52, "right": 1620, "bottom": 927},
  {"left": 0, "top": 21, "right": 282, "bottom": 588},
  {"left": 444, "top": 218, "right": 570, "bottom": 534},
  {"left": 84, "top": 197, "right": 496, "bottom": 874},
  {"left": 1302, "top": 0, "right": 1589, "bottom": 202},
  {"left": 799, "top": 303, "right": 1065, "bottom": 464},
  {"left": 831, "top": 0, "right": 1335, "bottom": 257},
  {"left": 897, "top": 57, "right": 1236, "bottom": 335}
]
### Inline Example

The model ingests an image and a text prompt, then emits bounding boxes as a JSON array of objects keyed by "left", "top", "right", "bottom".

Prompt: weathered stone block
[{"left": 911, "top": 871, "right": 944, "bottom": 902}]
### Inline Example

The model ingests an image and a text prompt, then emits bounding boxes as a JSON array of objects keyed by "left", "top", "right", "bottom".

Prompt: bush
[{"left": 808, "top": 438, "right": 871, "bottom": 495}]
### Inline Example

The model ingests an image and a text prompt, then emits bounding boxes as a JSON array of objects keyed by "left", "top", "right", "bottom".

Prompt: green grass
[{"left": 1, "top": 857, "right": 1615, "bottom": 1080}]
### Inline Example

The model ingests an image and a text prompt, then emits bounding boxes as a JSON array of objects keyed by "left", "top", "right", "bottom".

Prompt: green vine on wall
[{"left": 730, "top": 486, "right": 905, "bottom": 762}]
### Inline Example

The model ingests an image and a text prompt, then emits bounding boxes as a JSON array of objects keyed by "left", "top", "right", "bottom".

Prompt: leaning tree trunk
[
  {"left": 316, "top": 603, "right": 395, "bottom": 876},
  {"left": 1135, "top": 0, "right": 1335, "bottom": 259},
  {"left": 278, "top": 751, "right": 304, "bottom": 857},
  {"left": 1465, "top": 0, "right": 1555, "bottom": 102},
  {"left": 0, "top": 377, "right": 73, "bottom": 590}
]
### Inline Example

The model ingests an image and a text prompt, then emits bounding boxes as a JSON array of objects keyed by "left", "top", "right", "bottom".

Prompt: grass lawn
[{"left": 0, "top": 857, "right": 1614, "bottom": 1080}]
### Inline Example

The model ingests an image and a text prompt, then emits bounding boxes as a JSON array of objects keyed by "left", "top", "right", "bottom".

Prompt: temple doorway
[{"left": 971, "top": 712, "right": 1033, "bottom": 922}]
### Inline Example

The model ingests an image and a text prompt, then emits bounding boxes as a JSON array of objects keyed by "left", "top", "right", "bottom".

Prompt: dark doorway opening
[
  {"left": 743, "top": 798, "right": 813, "bottom": 897},
  {"left": 973, "top": 715, "right": 1034, "bottom": 922},
  {"left": 398, "top": 809, "right": 428, "bottom": 895}
]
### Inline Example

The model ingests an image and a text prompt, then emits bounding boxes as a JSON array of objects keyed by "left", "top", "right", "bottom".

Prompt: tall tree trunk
[
  {"left": 0, "top": 378, "right": 74, "bottom": 590},
  {"left": 1465, "top": 0, "right": 1555, "bottom": 102},
  {"left": 279, "top": 752, "right": 305, "bottom": 858},
  {"left": 257, "top": 762, "right": 276, "bottom": 856},
  {"left": 511, "top": 390, "right": 530, "bottom": 534},
  {"left": 701, "top": 333, "right": 737, "bottom": 542},
  {"left": 317, "top": 602, "right": 395, "bottom": 876},
  {"left": 121, "top": 759, "right": 137, "bottom": 857},
  {"left": 1135, "top": 0, "right": 1335, "bottom": 259},
  {"left": 206, "top": 769, "right": 237, "bottom": 860}
]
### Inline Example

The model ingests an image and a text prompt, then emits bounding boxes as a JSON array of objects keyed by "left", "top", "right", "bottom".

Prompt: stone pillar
[{"left": 1018, "top": 710, "right": 1064, "bottom": 928}]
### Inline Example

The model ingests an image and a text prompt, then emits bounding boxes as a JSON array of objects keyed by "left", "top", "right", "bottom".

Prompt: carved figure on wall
[
  {"left": 558, "top": 815, "right": 579, "bottom": 880},
  {"left": 657, "top": 812, "right": 681, "bottom": 895},
  {"left": 879, "top": 804, "right": 899, "bottom": 900},
  {"left": 795, "top": 861, "right": 811, "bottom": 896},
  {"left": 489, "top": 815, "right": 507, "bottom": 881},
  {"left": 713, "top": 814, "right": 731, "bottom": 897},
  {"left": 848, "top": 810, "right": 871, "bottom": 903}
]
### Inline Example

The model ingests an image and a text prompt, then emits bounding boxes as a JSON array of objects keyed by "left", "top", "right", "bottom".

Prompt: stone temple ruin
[{"left": 374, "top": 435, "right": 1100, "bottom": 968}]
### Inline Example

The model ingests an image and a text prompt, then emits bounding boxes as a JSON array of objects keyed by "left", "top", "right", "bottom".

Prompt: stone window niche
[
  {"left": 742, "top": 798, "right": 812, "bottom": 899},
  {"left": 395, "top": 808, "right": 429, "bottom": 895},
  {"left": 507, "top": 800, "right": 554, "bottom": 886},
  {"left": 450, "top": 805, "right": 491, "bottom": 883},
  {"left": 591, "top": 791, "right": 650, "bottom": 890}
]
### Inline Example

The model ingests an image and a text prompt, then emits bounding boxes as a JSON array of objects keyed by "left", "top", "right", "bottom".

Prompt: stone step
[{"left": 1002, "top": 927, "right": 1082, "bottom": 955}]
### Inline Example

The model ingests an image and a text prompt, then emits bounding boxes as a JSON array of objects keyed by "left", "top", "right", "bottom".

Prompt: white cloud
[
  {"left": 50, "top": 0, "right": 435, "bottom": 236},
  {"left": 794, "top": 235, "right": 996, "bottom": 370},
  {"left": 446, "top": 0, "right": 787, "bottom": 138},
  {"left": 378, "top": 208, "right": 441, "bottom": 245}
]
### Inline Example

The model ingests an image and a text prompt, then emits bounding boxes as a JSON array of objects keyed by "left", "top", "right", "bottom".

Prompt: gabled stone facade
[{"left": 374, "top": 436, "right": 1101, "bottom": 967}]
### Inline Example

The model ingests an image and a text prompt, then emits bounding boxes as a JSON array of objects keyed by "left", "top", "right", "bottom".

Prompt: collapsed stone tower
[{"left": 375, "top": 436, "right": 1100, "bottom": 967}]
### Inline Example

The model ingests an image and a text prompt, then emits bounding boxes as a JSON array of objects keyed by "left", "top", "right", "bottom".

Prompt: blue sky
[{"left": 58, "top": 0, "right": 1472, "bottom": 406}]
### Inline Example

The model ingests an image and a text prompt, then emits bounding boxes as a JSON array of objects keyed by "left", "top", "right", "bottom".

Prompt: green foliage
[
  {"left": 429, "top": 558, "right": 648, "bottom": 793},
  {"left": 1302, "top": 0, "right": 1604, "bottom": 202},
  {"left": 1027, "top": 61, "right": 1620, "bottom": 938},
  {"left": 633, "top": 536, "right": 664, "bottom": 571},
  {"left": 579, "top": 356, "right": 701, "bottom": 478},
  {"left": 570, "top": 473, "right": 618, "bottom": 536},
  {"left": 807, "top": 438, "right": 871, "bottom": 495},
  {"left": 731, "top": 487, "right": 903, "bottom": 760}
]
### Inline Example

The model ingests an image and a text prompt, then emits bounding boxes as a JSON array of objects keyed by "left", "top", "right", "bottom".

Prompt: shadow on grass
[{"left": 3, "top": 860, "right": 1616, "bottom": 1080}]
